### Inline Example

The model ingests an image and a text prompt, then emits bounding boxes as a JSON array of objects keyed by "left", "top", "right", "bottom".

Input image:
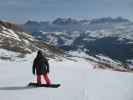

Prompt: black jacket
[{"left": 32, "top": 52, "right": 49, "bottom": 75}]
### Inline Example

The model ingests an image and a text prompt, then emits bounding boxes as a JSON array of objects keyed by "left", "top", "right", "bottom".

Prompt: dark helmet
[{"left": 37, "top": 50, "right": 43, "bottom": 55}]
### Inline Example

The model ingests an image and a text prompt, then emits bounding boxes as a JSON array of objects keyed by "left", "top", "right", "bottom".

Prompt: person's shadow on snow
[{"left": 0, "top": 86, "right": 36, "bottom": 90}]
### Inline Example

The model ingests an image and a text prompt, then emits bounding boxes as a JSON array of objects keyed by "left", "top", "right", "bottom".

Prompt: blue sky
[{"left": 0, "top": 0, "right": 133, "bottom": 23}]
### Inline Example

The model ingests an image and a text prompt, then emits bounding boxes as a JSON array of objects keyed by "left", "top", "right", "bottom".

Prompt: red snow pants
[{"left": 37, "top": 73, "right": 51, "bottom": 85}]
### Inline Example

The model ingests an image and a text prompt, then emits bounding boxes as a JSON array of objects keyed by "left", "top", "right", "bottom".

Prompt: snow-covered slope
[
  {"left": 0, "top": 25, "right": 35, "bottom": 53},
  {"left": 68, "top": 51, "right": 133, "bottom": 72},
  {"left": 0, "top": 20, "right": 64, "bottom": 60},
  {"left": 0, "top": 53, "right": 133, "bottom": 100}
]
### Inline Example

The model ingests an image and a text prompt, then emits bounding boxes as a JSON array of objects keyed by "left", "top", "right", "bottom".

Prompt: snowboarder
[{"left": 32, "top": 50, "right": 51, "bottom": 85}]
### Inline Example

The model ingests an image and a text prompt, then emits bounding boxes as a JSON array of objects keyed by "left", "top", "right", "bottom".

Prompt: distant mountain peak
[
  {"left": 52, "top": 17, "right": 78, "bottom": 25},
  {"left": 90, "top": 17, "right": 129, "bottom": 24},
  {"left": 24, "top": 20, "right": 40, "bottom": 25}
]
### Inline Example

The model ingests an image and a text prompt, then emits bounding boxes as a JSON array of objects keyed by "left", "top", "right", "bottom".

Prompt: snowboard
[{"left": 28, "top": 83, "right": 60, "bottom": 88}]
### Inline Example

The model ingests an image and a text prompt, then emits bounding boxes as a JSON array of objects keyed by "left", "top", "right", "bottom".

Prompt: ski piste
[{"left": 0, "top": 53, "right": 133, "bottom": 100}]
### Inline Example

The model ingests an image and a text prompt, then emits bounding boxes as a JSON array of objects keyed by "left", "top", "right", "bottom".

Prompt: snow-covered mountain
[
  {"left": 23, "top": 17, "right": 133, "bottom": 64},
  {"left": 0, "top": 20, "right": 64, "bottom": 61},
  {"left": 0, "top": 20, "right": 132, "bottom": 72}
]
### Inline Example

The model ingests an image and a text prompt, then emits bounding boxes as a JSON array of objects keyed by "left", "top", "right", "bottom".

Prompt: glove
[{"left": 32, "top": 70, "right": 35, "bottom": 75}]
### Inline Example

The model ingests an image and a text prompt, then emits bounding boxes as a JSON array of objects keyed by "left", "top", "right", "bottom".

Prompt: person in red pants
[{"left": 32, "top": 50, "right": 51, "bottom": 85}]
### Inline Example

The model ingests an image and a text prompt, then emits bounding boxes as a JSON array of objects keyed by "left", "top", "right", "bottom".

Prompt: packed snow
[
  {"left": 0, "top": 49, "right": 22, "bottom": 61},
  {"left": 0, "top": 52, "right": 133, "bottom": 100}
]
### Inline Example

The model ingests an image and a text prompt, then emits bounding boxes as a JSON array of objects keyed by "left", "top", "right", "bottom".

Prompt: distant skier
[{"left": 32, "top": 50, "right": 51, "bottom": 85}]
